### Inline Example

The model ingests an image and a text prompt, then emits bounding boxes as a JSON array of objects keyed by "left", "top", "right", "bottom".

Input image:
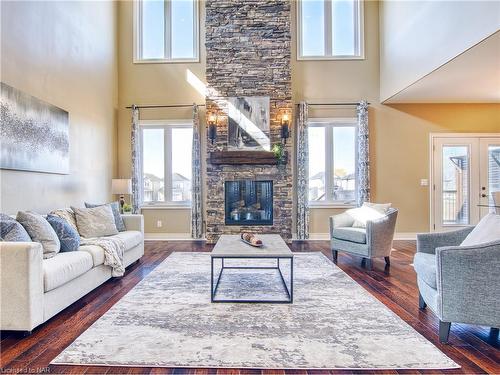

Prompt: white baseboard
[
  {"left": 304, "top": 233, "right": 418, "bottom": 241},
  {"left": 145, "top": 232, "right": 418, "bottom": 241},
  {"left": 144, "top": 233, "right": 205, "bottom": 241}
]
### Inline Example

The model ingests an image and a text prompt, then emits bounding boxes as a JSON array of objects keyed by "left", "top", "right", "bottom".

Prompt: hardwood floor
[{"left": 1, "top": 240, "right": 498, "bottom": 375}]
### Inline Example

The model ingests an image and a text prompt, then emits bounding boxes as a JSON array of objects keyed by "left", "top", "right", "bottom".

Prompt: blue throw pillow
[
  {"left": 85, "top": 201, "right": 126, "bottom": 232},
  {"left": 0, "top": 213, "right": 31, "bottom": 242},
  {"left": 46, "top": 214, "right": 80, "bottom": 252}
]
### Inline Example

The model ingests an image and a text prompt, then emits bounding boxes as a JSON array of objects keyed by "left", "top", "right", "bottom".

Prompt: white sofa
[{"left": 0, "top": 214, "right": 144, "bottom": 333}]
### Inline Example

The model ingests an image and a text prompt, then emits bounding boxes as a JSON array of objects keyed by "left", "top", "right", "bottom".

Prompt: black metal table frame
[{"left": 210, "top": 256, "right": 293, "bottom": 303}]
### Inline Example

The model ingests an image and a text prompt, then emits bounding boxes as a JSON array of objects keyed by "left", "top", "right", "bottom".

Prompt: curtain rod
[
  {"left": 297, "top": 102, "right": 370, "bottom": 106},
  {"left": 125, "top": 104, "right": 206, "bottom": 109}
]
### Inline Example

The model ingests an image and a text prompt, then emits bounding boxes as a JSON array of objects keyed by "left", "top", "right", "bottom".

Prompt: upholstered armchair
[
  {"left": 414, "top": 228, "right": 500, "bottom": 343},
  {"left": 329, "top": 208, "right": 398, "bottom": 269}
]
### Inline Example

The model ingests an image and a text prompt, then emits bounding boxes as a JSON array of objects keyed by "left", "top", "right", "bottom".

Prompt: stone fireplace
[{"left": 205, "top": 0, "right": 292, "bottom": 243}]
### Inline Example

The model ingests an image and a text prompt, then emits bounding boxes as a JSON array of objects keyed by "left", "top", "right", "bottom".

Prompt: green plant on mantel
[{"left": 272, "top": 143, "right": 287, "bottom": 164}]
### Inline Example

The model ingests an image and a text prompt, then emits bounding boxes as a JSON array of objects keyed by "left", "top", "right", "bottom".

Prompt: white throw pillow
[
  {"left": 461, "top": 213, "right": 500, "bottom": 246},
  {"left": 72, "top": 205, "right": 118, "bottom": 238},
  {"left": 16, "top": 211, "right": 60, "bottom": 259},
  {"left": 349, "top": 202, "right": 392, "bottom": 228}
]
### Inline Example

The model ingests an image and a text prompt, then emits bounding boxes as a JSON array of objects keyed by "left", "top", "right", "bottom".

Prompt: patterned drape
[
  {"left": 296, "top": 101, "right": 309, "bottom": 240},
  {"left": 356, "top": 100, "right": 370, "bottom": 206},
  {"left": 191, "top": 104, "right": 203, "bottom": 239},
  {"left": 131, "top": 105, "right": 143, "bottom": 214}
]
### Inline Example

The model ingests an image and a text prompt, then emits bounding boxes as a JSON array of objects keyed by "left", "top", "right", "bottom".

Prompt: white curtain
[
  {"left": 131, "top": 105, "right": 143, "bottom": 214},
  {"left": 191, "top": 104, "right": 203, "bottom": 239},
  {"left": 296, "top": 101, "right": 309, "bottom": 240},
  {"left": 356, "top": 100, "right": 370, "bottom": 205}
]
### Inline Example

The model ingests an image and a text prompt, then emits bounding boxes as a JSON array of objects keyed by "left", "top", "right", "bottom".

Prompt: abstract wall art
[{"left": 0, "top": 82, "right": 69, "bottom": 174}]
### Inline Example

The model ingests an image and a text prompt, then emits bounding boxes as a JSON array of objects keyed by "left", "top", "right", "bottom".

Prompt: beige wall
[
  {"left": 0, "top": 1, "right": 118, "bottom": 214},
  {"left": 117, "top": 0, "right": 499, "bottom": 236},
  {"left": 379, "top": 0, "right": 500, "bottom": 102},
  {"left": 117, "top": 0, "right": 206, "bottom": 234}
]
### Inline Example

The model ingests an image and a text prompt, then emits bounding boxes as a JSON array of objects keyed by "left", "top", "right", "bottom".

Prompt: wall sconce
[
  {"left": 208, "top": 113, "right": 217, "bottom": 144},
  {"left": 281, "top": 112, "right": 290, "bottom": 144}
]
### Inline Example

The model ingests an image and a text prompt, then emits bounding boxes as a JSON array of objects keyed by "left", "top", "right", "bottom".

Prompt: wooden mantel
[{"left": 209, "top": 151, "right": 278, "bottom": 165}]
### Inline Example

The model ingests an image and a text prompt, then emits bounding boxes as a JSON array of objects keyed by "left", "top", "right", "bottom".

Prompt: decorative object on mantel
[
  {"left": 272, "top": 143, "right": 288, "bottom": 165},
  {"left": 0, "top": 82, "right": 69, "bottom": 174},
  {"left": 240, "top": 232, "right": 263, "bottom": 247},
  {"left": 207, "top": 112, "right": 217, "bottom": 144},
  {"left": 112, "top": 178, "right": 132, "bottom": 214},
  {"left": 280, "top": 112, "right": 290, "bottom": 144},
  {"left": 210, "top": 151, "right": 278, "bottom": 165},
  {"left": 227, "top": 96, "right": 270, "bottom": 151}
]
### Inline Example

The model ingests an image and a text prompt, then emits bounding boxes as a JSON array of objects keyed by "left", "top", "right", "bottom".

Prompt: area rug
[{"left": 51, "top": 252, "right": 458, "bottom": 369}]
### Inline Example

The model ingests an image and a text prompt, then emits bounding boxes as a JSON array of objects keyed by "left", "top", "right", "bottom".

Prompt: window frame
[
  {"left": 140, "top": 119, "right": 193, "bottom": 208},
  {"left": 133, "top": 0, "right": 200, "bottom": 64},
  {"left": 308, "top": 117, "right": 358, "bottom": 208},
  {"left": 296, "top": 0, "right": 364, "bottom": 61}
]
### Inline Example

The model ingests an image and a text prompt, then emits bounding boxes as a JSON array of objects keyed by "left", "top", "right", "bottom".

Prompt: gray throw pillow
[
  {"left": 16, "top": 211, "right": 60, "bottom": 259},
  {"left": 85, "top": 201, "right": 126, "bottom": 232},
  {"left": 49, "top": 208, "right": 78, "bottom": 233},
  {"left": 0, "top": 213, "right": 31, "bottom": 242},
  {"left": 72, "top": 205, "right": 119, "bottom": 238}
]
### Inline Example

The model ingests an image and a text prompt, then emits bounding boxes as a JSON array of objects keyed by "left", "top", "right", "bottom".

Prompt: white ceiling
[{"left": 384, "top": 31, "right": 500, "bottom": 103}]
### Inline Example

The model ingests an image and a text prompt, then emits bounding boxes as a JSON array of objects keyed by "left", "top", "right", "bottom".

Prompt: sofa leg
[
  {"left": 22, "top": 330, "right": 32, "bottom": 337},
  {"left": 439, "top": 321, "right": 451, "bottom": 344},
  {"left": 364, "top": 258, "right": 372, "bottom": 270},
  {"left": 332, "top": 250, "right": 338, "bottom": 264},
  {"left": 491, "top": 327, "right": 499, "bottom": 336},
  {"left": 384, "top": 256, "right": 390, "bottom": 266},
  {"left": 418, "top": 292, "right": 427, "bottom": 310}
]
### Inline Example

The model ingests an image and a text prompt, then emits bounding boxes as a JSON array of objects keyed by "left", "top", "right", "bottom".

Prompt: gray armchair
[
  {"left": 414, "top": 228, "right": 500, "bottom": 343},
  {"left": 329, "top": 208, "right": 398, "bottom": 269}
]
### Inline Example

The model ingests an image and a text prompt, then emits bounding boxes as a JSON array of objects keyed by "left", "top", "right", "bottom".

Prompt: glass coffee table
[{"left": 210, "top": 234, "right": 294, "bottom": 303}]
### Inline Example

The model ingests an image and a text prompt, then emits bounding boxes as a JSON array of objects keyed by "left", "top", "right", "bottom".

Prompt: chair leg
[
  {"left": 332, "top": 250, "right": 338, "bottom": 264},
  {"left": 384, "top": 256, "right": 390, "bottom": 266},
  {"left": 418, "top": 292, "right": 427, "bottom": 310},
  {"left": 439, "top": 321, "right": 451, "bottom": 344}
]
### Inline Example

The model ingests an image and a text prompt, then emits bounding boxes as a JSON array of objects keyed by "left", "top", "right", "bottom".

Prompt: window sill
[
  {"left": 141, "top": 205, "right": 191, "bottom": 210},
  {"left": 309, "top": 203, "right": 356, "bottom": 209},
  {"left": 296, "top": 55, "right": 365, "bottom": 61},
  {"left": 133, "top": 57, "right": 200, "bottom": 64}
]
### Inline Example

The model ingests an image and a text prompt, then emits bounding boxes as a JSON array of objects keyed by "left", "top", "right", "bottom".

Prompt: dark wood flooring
[{"left": 1, "top": 240, "right": 499, "bottom": 375}]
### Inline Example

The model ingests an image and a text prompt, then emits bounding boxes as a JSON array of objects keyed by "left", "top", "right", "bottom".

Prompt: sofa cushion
[
  {"left": 43, "top": 251, "right": 93, "bottom": 292},
  {"left": 17, "top": 211, "right": 60, "bottom": 259},
  {"left": 72, "top": 205, "right": 118, "bottom": 238},
  {"left": 79, "top": 245, "right": 105, "bottom": 267},
  {"left": 332, "top": 227, "right": 367, "bottom": 244},
  {"left": 461, "top": 213, "right": 500, "bottom": 246},
  {"left": 0, "top": 213, "right": 31, "bottom": 242},
  {"left": 413, "top": 252, "right": 437, "bottom": 289},
  {"left": 85, "top": 201, "right": 126, "bottom": 232},
  {"left": 46, "top": 214, "right": 80, "bottom": 252},
  {"left": 107, "top": 230, "right": 143, "bottom": 251}
]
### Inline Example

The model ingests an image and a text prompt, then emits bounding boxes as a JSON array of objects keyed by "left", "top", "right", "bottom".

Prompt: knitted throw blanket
[{"left": 80, "top": 236, "right": 126, "bottom": 277}]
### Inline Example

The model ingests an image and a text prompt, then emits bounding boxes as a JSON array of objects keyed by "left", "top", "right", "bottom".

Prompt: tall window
[
  {"left": 135, "top": 0, "right": 199, "bottom": 62},
  {"left": 141, "top": 121, "right": 193, "bottom": 206},
  {"left": 308, "top": 118, "right": 357, "bottom": 205},
  {"left": 297, "top": 0, "right": 363, "bottom": 60}
]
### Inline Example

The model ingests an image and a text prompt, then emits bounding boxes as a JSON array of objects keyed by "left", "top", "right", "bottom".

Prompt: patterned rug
[{"left": 52, "top": 252, "right": 458, "bottom": 369}]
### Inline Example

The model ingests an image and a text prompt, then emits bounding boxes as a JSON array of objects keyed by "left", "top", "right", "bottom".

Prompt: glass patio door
[
  {"left": 432, "top": 135, "right": 500, "bottom": 232},
  {"left": 479, "top": 138, "right": 500, "bottom": 216}
]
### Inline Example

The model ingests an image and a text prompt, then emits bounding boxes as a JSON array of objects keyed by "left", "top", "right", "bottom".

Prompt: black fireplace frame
[{"left": 224, "top": 180, "right": 274, "bottom": 226}]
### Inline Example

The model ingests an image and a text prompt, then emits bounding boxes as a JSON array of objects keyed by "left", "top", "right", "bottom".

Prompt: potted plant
[
  {"left": 122, "top": 203, "right": 133, "bottom": 214},
  {"left": 272, "top": 143, "right": 287, "bottom": 165}
]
